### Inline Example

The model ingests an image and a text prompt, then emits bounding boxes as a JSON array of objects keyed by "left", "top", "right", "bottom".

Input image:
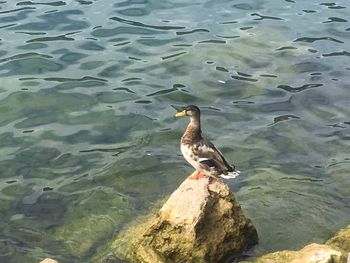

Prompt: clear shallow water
[{"left": 0, "top": 0, "right": 349, "bottom": 262}]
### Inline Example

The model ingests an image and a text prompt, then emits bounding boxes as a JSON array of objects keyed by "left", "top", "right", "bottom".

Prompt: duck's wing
[{"left": 196, "top": 137, "right": 235, "bottom": 173}]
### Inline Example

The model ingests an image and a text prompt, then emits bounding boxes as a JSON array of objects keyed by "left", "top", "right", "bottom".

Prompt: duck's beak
[{"left": 175, "top": 110, "right": 186, "bottom": 117}]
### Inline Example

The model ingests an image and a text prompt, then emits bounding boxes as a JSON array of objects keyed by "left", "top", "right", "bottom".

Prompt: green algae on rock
[{"left": 110, "top": 178, "right": 258, "bottom": 263}]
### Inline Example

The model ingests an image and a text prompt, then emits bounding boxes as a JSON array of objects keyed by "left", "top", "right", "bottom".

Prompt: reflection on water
[{"left": 0, "top": 0, "right": 349, "bottom": 262}]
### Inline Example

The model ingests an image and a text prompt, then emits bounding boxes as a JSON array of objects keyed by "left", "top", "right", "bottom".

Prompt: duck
[{"left": 175, "top": 105, "right": 240, "bottom": 180}]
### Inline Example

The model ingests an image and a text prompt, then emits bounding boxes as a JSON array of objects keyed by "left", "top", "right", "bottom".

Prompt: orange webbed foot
[{"left": 187, "top": 171, "right": 206, "bottom": 180}]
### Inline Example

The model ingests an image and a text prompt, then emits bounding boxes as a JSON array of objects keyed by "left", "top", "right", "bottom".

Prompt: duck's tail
[{"left": 219, "top": 170, "right": 240, "bottom": 179}]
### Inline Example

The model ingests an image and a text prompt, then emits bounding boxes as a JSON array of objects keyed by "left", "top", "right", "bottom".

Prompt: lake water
[{"left": 0, "top": 0, "right": 349, "bottom": 262}]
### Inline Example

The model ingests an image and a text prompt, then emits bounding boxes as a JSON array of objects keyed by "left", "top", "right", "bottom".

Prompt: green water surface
[{"left": 0, "top": 0, "right": 349, "bottom": 262}]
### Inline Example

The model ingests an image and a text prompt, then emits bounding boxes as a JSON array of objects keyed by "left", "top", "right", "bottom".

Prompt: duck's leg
[{"left": 187, "top": 170, "right": 206, "bottom": 180}]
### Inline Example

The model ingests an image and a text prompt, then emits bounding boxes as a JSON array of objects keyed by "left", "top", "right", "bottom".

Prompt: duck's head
[{"left": 175, "top": 105, "right": 200, "bottom": 118}]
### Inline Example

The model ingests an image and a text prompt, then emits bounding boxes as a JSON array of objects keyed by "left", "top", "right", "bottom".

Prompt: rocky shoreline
[
  {"left": 41, "top": 178, "right": 350, "bottom": 263},
  {"left": 104, "top": 178, "right": 349, "bottom": 263}
]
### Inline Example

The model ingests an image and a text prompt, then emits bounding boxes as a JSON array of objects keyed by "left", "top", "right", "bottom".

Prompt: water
[{"left": 0, "top": 0, "right": 349, "bottom": 262}]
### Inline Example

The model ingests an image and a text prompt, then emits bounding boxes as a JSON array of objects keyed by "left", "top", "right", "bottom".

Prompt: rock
[
  {"left": 326, "top": 225, "right": 350, "bottom": 263},
  {"left": 242, "top": 243, "right": 342, "bottom": 263},
  {"left": 100, "top": 254, "right": 129, "bottom": 263},
  {"left": 327, "top": 225, "right": 350, "bottom": 252},
  {"left": 40, "top": 258, "right": 58, "bottom": 263},
  {"left": 240, "top": 224, "right": 350, "bottom": 263},
  {"left": 113, "top": 177, "right": 258, "bottom": 263},
  {"left": 290, "top": 244, "right": 341, "bottom": 263}
]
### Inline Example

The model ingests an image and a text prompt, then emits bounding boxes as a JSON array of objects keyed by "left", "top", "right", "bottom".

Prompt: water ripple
[
  {"left": 237, "top": 72, "right": 252, "bottom": 77},
  {"left": 0, "top": 57, "right": 63, "bottom": 76},
  {"left": 294, "top": 36, "right": 344, "bottom": 44},
  {"left": 11, "top": 9, "right": 89, "bottom": 31},
  {"left": 0, "top": 23, "right": 17, "bottom": 29},
  {"left": 15, "top": 31, "right": 46, "bottom": 35},
  {"left": 215, "top": 66, "right": 229, "bottom": 72},
  {"left": 80, "top": 145, "right": 135, "bottom": 153},
  {"left": 272, "top": 114, "right": 300, "bottom": 125},
  {"left": 260, "top": 74, "right": 277, "bottom": 78},
  {"left": 0, "top": 52, "right": 52, "bottom": 63},
  {"left": 146, "top": 87, "right": 177, "bottom": 97},
  {"left": 176, "top": 28, "right": 209, "bottom": 35},
  {"left": 294, "top": 62, "right": 332, "bottom": 73},
  {"left": 276, "top": 46, "right": 297, "bottom": 51},
  {"left": 92, "top": 26, "right": 162, "bottom": 37},
  {"left": 233, "top": 3, "right": 256, "bottom": 10},
  {"left": 251, "top": 13, "right": 284, "bottom": 21},
  {"left": 134, "top": 100, "right": 152, "bottom": 104},
  {"left": 240, "top": 26, "right": 254, "bottom": 30},
  {"left": 137, "top": 37, "right": 179, "bottom": 47},
  {"left": 323, "top": 51, "right": 350, "bottom": 57},
  {"left": 113, "top": 41, "right": 131, "bottom": 47},
  {"left": 198, "top": 39, "right": 226, "bottom": 44},
  {"left": 219, "top": 20, "right": 238, "bottom": 25},
  {"left": 22, "top": 76, "right": 107, "bottom": 83},
  {"left": 0, "top": 7, "right": 35, "bottom": 14},
  {"left": 26, "top": 34, "right": 74, "bottom": 42},
  {"left": 281, "top": 176, "right": 323, "bottom": 183},
  {"left": 277, "top": 84, "right": 323, "bottom": 93},
  {"left": 118, "top": 7, "right": 145, "bottom": 16},
  {"left": 319, "top": 3, "right": 346, "bottom": 9},
  {"left": 16, "top": 1, "right": 66, "bottom": 6},
  {"left": 231, "top": 74, "right": 258, "bottom": 82},
  {"left": 161, "top": 51, "right": 186, "bottom": 60},
  {"left": 303, "top": 10, "right": 317, "bottom": 14},
  {"left": 122, "top": 77, "right": 141, "bottom": 82},
  {"left": 76, "top": 0, "right": 93, "bottom": 5},
  {"left": 323, "top": 17, "right": 348, "bottom": 23},
  {"left": 113, "top": 87, "right": 135, "bottom": 94},
  {"left": 216, "top": 34, "right": 239, "bottom": 39},
  {"left": 110, "top": 16, "right": 185, "bottom": 30}
]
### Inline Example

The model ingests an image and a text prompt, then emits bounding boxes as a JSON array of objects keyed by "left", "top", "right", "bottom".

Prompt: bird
[{"left": 175, "top": 105, "right": 240, "bottom": 180}]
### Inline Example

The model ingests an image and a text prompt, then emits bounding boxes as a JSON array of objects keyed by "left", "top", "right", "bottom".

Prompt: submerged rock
[
  {"left": 112, "top": 177, "right": 258, "bottom": 263},
  {"left": 55, "top": 214, "right": 116, "bottom": 257}
]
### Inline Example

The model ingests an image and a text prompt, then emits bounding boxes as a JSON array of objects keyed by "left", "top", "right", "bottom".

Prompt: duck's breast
[{"left": 180, "top": 143, "right": 200, "bottom": 170}]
